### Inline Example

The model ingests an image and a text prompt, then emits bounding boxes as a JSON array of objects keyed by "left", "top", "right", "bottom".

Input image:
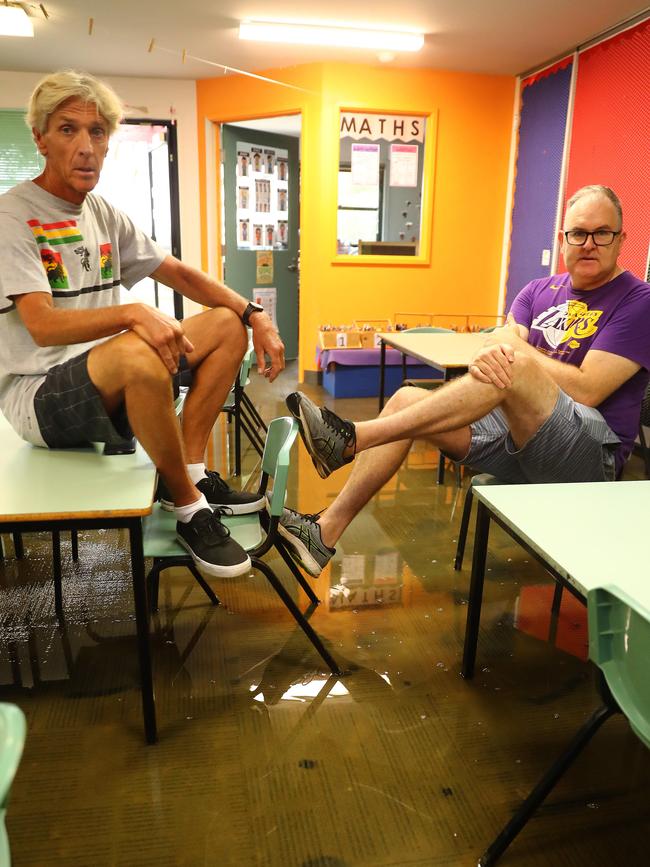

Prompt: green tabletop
[
  {"left": 473, "top": 480, "right": 650, "bottom": 620},
  {"left": 0, "top": 414, "right": 156, "bottom": 521}
]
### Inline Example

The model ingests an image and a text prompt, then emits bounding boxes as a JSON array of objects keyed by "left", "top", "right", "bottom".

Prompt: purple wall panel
[{"left": 505, "top": 62, "right": 572, "bottom": 310}]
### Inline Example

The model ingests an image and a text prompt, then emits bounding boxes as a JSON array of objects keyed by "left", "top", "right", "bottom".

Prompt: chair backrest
[
  {"left": 238, "top": 346, "right": 254, "bottom": 388},
  {"left": 588, "top": 586, "right": 650, "bottom": 749},
  {"left": 0, "top": 703, "right": 26, "bottom": 866},
  {"left": 404, "top": 326, "right": 455, "bottom": 334},
  {"left": 261, "top": 417, "right": 299, "bottom": 516}
]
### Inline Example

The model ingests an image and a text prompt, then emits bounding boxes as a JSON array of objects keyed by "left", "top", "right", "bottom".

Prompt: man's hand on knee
[
  {"left": 128, "top": 303, "right": 194, "bottom": 374},
  {"left": 470, "top": 342, "right": 515, "bottom": 389}
]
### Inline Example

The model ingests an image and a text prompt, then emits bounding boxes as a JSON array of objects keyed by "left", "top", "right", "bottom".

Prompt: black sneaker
[
  {"left": 176, "top": 508, "right": 251, "bottom": 578},
  {"left": 286, "top": 392, "right": 356, "bottom": 479},
  {"left": 159, "top": 470, "right": 265, "bottom": 514}
]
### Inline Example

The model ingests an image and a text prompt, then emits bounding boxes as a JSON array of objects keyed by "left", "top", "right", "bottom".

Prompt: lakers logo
[{"left": 531, "top": 300, "right": 602, "bottom": 349}]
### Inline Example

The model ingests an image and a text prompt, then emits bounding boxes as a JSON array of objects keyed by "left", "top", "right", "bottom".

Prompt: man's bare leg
[
  {"left": 88, "top": 333, "right": 200, "bottom": 505},
  {"left": 353, "top": 353, "right": 557, "bottom": 454},
  {"left": 318, "top": 389, "right": 470, "bottom": 547},
  {"left": 306, "top": 352, "right": 559, "bottom": 549},
  {"left": 87, "top": 308, "right": 247, "bottom": 506},
  {"left": 178, "top": 308, "right": 248, "bottom": 463}
]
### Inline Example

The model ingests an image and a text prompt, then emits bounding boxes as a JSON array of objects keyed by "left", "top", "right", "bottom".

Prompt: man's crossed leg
[{"left": 278, "top": 351, "right": 617, "bottom": 576}]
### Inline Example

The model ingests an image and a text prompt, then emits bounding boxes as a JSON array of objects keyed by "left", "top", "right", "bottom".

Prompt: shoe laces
[
  {"left": 321, "top": 407, "right": 355, "bottom": 444},
  {"left": 302, "top": 508, "right": 325, "bottom": 524},
  {"left": 203, "top": 469, "right": 229, "bottom": 492},
  {"left": 193, "top": 506, "right": 232, "bottom": 540}
]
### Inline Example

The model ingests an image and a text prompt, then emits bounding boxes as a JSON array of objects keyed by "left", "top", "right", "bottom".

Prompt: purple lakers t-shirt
[{"left": 510, "top": 270, "right": 650, "bottom": 472}]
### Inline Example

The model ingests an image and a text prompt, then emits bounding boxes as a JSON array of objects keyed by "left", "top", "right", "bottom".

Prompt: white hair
[{"left": 27, "top": 69, "right": 123, "bottom": 135}]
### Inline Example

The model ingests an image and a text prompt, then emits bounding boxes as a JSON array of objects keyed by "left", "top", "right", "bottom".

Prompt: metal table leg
[
  {"left": 129, "top": 520, "right": 157, "bottom": 744},
  {"left": 462, "top": 501, "right": 490, "bottom": 679},
  {"left": 378, "top": 340, "right": 387, "bottom": 412}
]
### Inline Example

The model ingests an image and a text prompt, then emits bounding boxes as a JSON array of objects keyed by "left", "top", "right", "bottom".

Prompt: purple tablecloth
[{"left": 317, "top": 347, "right": 421, "bottom": 369}]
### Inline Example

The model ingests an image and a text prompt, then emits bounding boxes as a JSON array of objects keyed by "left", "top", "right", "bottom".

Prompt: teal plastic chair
[
  {"left": 143, "top": 417, "right": 342, "bottom": 676},
  {"left": 0, "top": 703, "right": 26, "bottom": 867},
  {"left": 478, "top": 585, "right": 650, "bottom": 865}
]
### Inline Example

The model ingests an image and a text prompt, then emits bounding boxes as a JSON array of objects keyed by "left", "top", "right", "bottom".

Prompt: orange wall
[{"left": 196, "top": 62, "right": 515, "bottom": 377}]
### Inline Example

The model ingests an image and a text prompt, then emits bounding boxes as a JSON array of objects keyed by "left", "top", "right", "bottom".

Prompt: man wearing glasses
[{"left": 275, "top": 185, "right": 650, "bottom": 578}]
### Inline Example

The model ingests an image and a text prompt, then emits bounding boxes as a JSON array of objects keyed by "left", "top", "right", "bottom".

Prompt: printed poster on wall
[
  {"left": 389, "top": 144, "right": 419, "bottom": 187},
  {"left": 256, "top": 251, "right": 273, "bottom": 283},
  {"left": 236, "top": 140, "right": 289, "bottom": 250},
  {"left": 350, "top": 143, "right": 380, "bottom": 186},
  {"left": 254, "top": 288, "right": 277, "bottom": 328},
  {"left": 238, "top": 219, "right": 250, "bottom": 247}
]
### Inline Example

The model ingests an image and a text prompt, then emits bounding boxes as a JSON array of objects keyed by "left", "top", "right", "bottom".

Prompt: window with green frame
[{"left": 0, "top": 110, "right": 43, "bottom": 194}]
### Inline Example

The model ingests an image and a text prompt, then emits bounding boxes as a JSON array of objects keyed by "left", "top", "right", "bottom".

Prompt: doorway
[
  {"left": 94, "top": 119, "right": 183, "bottom": 319},
  {"left": 220, "top": 116, "right": 301, "bottom": 360}
]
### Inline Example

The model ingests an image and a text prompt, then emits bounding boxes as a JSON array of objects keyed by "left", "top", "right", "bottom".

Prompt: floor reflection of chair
[
  {"left": 143, "top": 417, "right": 343, "bottom": 677},
  {"left": 479, "top": 584, "right": 650, "bottom": 865}
]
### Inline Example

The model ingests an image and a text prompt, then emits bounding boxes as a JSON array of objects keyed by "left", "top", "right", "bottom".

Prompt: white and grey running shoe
[
  {"left": 285, "top": 392, "right": 356, "bottom": 479},
  {"left": 278, "top": 507, "right": 335, "bottom": 577}
]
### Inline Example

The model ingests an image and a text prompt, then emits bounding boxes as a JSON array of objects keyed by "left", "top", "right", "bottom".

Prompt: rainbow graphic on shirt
[
  {"left": 27, "top": 219, "right": 83, "bottom": 246},
  {"left": 100, "top": 243, "right": 113, "bottom": 280},
  {"left": 40, "top": 249, "right": 69, "bottom": 289}
]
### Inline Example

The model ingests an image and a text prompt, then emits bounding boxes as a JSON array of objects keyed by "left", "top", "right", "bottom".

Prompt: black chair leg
[
  {"left": 551, "top": 580, "right": 563, "bottom": 615},
  {"left": 454, "top": 485, "right": 475, "bottom": 571},
  {"left": 13, "top": 532, "right": 24, "bottom": 560},
  {"left": 461, "top": 500, "right": 490, "bottom": 679},
  {"left": 52, "top": 530, "right": 64, "bottom": 617},
  {"left": 478, "top": 702, "right": 616, "bottom": 866},
  {"left": 234, "top": 384, "right": 242, "bottom": 476},
  {"left": 147, "top": 558, "right": 220, "bottom": 614},
  {"left": 252, "top": 556, "right": 343, "bottom": 676},
  {"left": 274, "top": 537, "right": 320, "bottom": 605},
  {"left": 71, "top": 529, "right": 79, "bottom": 561}
]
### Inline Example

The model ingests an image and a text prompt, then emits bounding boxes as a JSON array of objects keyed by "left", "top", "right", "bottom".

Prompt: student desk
[
  {"left": 461, "top": 480, "right": 650, "bottom": 678},
  {"left": 0, "top": 415, "right": 160, "bottom": 743},
  {"left": 377, "top": 331, "right": 486, "bottom": 483},
  {"left": 377, "top": 332, "right": 486, "bottom": 411}
]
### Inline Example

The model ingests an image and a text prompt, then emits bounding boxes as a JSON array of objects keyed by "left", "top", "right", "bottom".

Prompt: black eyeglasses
[{"left": 563, "top": 229, "right": 621, "bottom": 246}]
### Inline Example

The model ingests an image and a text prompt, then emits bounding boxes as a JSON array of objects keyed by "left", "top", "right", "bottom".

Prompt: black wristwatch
[{"left": 242, "top": 301, "right": 264, "bottom": 326}]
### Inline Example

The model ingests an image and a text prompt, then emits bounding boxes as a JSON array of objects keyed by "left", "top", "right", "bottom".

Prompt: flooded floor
[{"left": 1, "top": 363, "right": 649, "bottom": 866}]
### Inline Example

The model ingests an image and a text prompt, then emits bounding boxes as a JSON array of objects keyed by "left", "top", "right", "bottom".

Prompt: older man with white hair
[{"left": 0, "top": 70, "right": 285, "bottom": 578}]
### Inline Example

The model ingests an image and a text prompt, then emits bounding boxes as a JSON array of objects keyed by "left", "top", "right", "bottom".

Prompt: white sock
[
  {"left": 187, "top": 463, "right": 208, "bottom": 484},
  {"left": 175, "top": 494, "right": 210, "bottom": 524}
]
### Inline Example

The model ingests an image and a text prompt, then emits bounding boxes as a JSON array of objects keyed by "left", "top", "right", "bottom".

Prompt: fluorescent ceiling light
[
  {"left": 239, "top": 20, "right": 424, "bottom": 53},
  {"left": 0, "top": 5, "right": 33, "bottom": 38}
]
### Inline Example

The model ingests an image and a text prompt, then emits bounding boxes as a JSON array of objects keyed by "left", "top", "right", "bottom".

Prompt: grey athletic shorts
[
  {"left": 449, "top": 389, "right": 620, "bottom": 483},
  {"left": 33, "top": 349, "right": 188, "bottom": 448}
]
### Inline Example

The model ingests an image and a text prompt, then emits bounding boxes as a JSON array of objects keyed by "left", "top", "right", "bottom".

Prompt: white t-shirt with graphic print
[{"left": 0, "top": 180, "right": 165, "bottom": 445}]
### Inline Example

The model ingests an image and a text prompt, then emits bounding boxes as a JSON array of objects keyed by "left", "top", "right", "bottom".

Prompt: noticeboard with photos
[{"left": 236, "top": 140, "right": 289, "bottom": 251}]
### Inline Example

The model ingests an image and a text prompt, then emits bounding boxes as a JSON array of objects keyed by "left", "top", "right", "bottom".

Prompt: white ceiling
[{"left": 1, "top": 1, "right": 647, "bottom": 80}]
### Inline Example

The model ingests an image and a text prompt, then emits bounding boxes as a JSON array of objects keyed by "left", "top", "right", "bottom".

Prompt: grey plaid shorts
[
  {"left": 451, "top": 389, "right": 620, "bottom": 483},
  {"left": 33, "top": 350, "right": 133, "bottom": 448},
  {"left": 33, "top": 350, "right": 189, "bottom": 448}
]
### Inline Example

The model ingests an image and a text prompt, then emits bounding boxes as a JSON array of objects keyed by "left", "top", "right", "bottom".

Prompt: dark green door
[{"left": 222, "top": 124, "right": 300, "bottom": 359}]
